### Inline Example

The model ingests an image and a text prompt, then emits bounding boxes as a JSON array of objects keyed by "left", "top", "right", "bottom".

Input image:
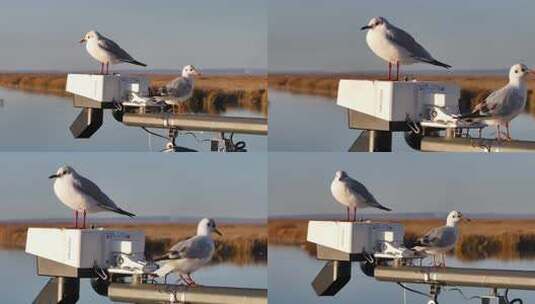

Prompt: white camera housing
[
  {"left": 25, "top": 228, "right": 146, "bottom": 270},
  {"left": 337, "top": 80, "right": 460, "bottom": 124},
  {"left": 307, "top": 221, "right": 408, "bottom": 258},
  {"left": 66, "top": 74, "right": 150, "bottom": 103}
]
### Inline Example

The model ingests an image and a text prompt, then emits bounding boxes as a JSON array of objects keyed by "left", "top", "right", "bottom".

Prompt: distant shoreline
[
  {"left": 268, "top": 73, "right": 535, "bottom": 114},
  {"left": 270, "top": 217, "right": 535, "bottom": 261},
  {"left": 0, "top": 221, "right": 267, "bottom": 265},
  {"left": 0, "top": 72, "right": 268, "bottom": 116}
]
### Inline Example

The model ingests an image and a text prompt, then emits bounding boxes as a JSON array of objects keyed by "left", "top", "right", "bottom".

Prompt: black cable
[
  {"left": 505, "top": 289, "right": 523, "bottom": 304},
  {"left": 396, "top": 282, "right": 431, "bottom": 299},
  {"left": 141, "top": 127, "right": 169, "bottom": 140}
]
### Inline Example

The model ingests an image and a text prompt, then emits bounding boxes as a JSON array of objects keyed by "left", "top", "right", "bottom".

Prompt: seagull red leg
[
  {"left": 186, "top": 274, "right": 198, "bottom": 287},
  {"left": 74, "top": 210, "right": 78, "bottom": 228},
  {"left": 346, "top": 207, "right": 350, "bottom": 222},
  {"left": 388, "top": 62, "right": 392, "bottom": 80},
  {"left": 396, "top": 61, "right": 400, "bottom": 81},
  {"left": 353, "top": 207, "right": 357, "bottom": 222},
  {"left": 83, "top": 210, "right": 86, "bottom": 229}
]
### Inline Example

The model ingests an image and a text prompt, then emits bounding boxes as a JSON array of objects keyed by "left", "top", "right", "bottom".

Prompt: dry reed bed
[
  {"left": 0, "top": 222, "right": 267, "bottom": 265},
  {"left": 0, "top": 73, "right": 268, "bottom": 115},
  {"left": 269, "top": 74, "right": 535, "bottom": 114},
  {"left": 269, "top": 218, "right": 535, "bottom": 261}
]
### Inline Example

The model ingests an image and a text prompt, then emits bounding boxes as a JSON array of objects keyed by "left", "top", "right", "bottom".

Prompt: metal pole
[
  {"left": 420, "top": 136, "right": 535, "bottom": 152},
  {"left": 375, "top": 266, "right": 535, "bottom": 290},
  {"left": 368, "top": 130, "right": 392, "bottom": 152},
  {"left": 121, "top": 113, "right": 268, "bottom": 135},
  {"left": 33, "top": 277, "right": 80, "bottom": 304},
  {"left": 107, "top": 283, "right": 267, "bottom": 304}
]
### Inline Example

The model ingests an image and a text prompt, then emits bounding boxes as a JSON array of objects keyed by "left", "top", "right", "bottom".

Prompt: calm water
[
  {"left": 268, "top": 90, "right": 535, "bottom": 152},
  {"left": 0, "top": 88, "right": 266, "bottom": 151},
  {"left": 0, "top": 249, "right": 266, "bottom": 303},
  {"left": 270, "top": 246, "right": 535, "bottom": 304}
]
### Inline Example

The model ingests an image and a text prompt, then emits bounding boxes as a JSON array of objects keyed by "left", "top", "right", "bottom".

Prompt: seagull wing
[
  {"left": 98, "top": 37, "right": 136, "bottom": 61},
  {"left": 344, "top": 177, "right": 391, "bottom": 211},
  {"left": 385, "top": 25, "right": 451, "bottom": 68},
  {"left": 72, "top": 175, "right": 135, "bottom": 217},
  {"left": 155, "top": 236, "right": 213, "bottom": 261},
  {"left": 98, "top": 36, "right": 146, "bottom": 66},
  {"left": 417, "top": 226, "right": 456, "bottom": 248},
  {"left": 166, "top": 77, "right": 193, "bottom": 99},
  {"left": 464, "top": 85, "right": 523, "bottom": 119}
]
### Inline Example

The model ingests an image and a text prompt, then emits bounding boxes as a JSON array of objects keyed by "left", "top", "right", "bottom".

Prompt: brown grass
[
  {"left": 269, "top": 73, "right": 535, "bottom": 114},
  {"left": 269, "top": 218, "right": 535, "bottom": 261},
  {"left": 0, "top": 73, "right": 268, "bottom": 116},
  {"left": 0, "top": 222, "right": 267, "bottom": 265}
]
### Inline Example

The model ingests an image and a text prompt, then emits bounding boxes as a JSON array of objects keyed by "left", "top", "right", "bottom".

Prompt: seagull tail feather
[
  {"left": 428, "top": 59, "right": 451, "bottom": 69},
  {"left": 122, "top": 59, "right": 147, "bottom": 67},
  {"left": 99, "top": 204, "right": 136, "bottom": 217},
  {"left": 114, "top": 208, "right": 136, "bottom": 218},
  {"left": 415, "top": 56, "right": 452, "bottom": 69},
  {"left": 152, "top": 254, "right": 169, "bottom": 262},
  {"left": 376, "top": 204, "right": 392, "bottom": 211}
]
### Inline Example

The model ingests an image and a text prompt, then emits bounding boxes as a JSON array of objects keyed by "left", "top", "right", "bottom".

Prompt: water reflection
[
  {"left": 269, "top": 246, "right": 535, "bottom": 304},
  {"left": 268, "top": 90, "right": 535, "bottom": 152},
  {"left": 0, "top": 88, "right": 266, "bottom": 151},
  {"left": 0, "top": 249, "right": 266, "bottom": 303}
]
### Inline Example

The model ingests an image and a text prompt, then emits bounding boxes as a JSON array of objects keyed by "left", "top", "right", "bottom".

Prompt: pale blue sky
[
  {"left": 269, "top": 0, "right": 535, "bottom": 72},
  {"left": 0, "top": 153, "right": 266, "bottom": 220},
  {"left": 0, "top": 0, "right": 266, "bottom": 71},
  {"left": 269, "top": 153, "right": 535, "bottom": 216}
]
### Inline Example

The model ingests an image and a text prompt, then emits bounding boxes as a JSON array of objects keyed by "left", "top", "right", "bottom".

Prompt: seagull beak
[
  {"left": 48, "top": 174, "right": 58, "bottom": 179},
  {"left": 463, "top": 217, "right": 471, "bottom": 223},
  {"left": 361, "top": 25, "right": 372, "bottom": 31},
  {"left": 79, "top": 38, "right": 86, "bottom": 44},
  {"left": 214, "top": 228, "right": 222, "bottom": 236}
]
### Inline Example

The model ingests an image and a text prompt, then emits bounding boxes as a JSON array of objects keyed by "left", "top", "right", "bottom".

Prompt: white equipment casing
[
  {"left": 25, "top": 228, "right": 145, "bottom": 269},
  {"left": 337, "top": 80, "right": 460, "bottom": 122},
  {"left": 66, "top": 74, "right": 149, "bottom": 102},
  {"left": 307, "top": 221, "right": 404, "bottom": 254}
]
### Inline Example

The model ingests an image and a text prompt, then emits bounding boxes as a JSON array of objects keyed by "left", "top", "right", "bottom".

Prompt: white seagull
[
  {"left": 330, "top": 170, "right": 391, "bottom": 222},
  {"left": 79, "top": 30, "right": 147, "bottom": 75},
  {"left": 162, "top": 65, "right": 202, "bottom": 112},
  {"left": 152, "top": 218, "right": 222, "bottom": 286},
  {"left": 361, "top": 16, "right": 451, "bottom": 80},
  {"left": 412, "top": 210, "right": 469, "bottom": 266},
  {"left": 457, "top": 64, "right": 533, "bottom": 140},
  {"left": 49, "top": 166, "right": 135, "bottom": 228}
]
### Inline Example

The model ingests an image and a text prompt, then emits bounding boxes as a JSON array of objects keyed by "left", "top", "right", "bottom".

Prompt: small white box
[
  {"left": 307, "top": 221, "right": 404, "bottom": 254},
  {"left": 66, "top": 74, "right": 149, "bottom": 102},
  {"left": 337, "top": 80, "right": 460, "bottom": 122},
  {"left": 25, "top": 228, "right": 145, "bottom": 269}
]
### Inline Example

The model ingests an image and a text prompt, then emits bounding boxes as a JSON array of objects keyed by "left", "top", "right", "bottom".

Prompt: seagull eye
[{"left": 515, "top": 70, "right": 518, "bottom": 73}]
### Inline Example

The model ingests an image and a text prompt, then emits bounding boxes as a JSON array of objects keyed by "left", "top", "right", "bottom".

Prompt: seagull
[
  {"left": 457, "top": 64, "right": 533, "bottom": 141},
  {"left": 330, "top": 170, "right": 391, "bottom": 222},
  {"left": 412, "top": 210, "right": 469, "bottom": 266},
  {"left": 160, "top": 65, "right": 202, "bottom": 112},
  {"left": 49, "top": 166, "right": 135, "bottom": 228},
  {"left": 79, "top": 30, "right": 147, "bottom": 75},
  {"left": 361, "top": 16, "right": 451, "bottom": 80},
  {"left": 152, "top": 218, "right": 222, "bottom": 286}
]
